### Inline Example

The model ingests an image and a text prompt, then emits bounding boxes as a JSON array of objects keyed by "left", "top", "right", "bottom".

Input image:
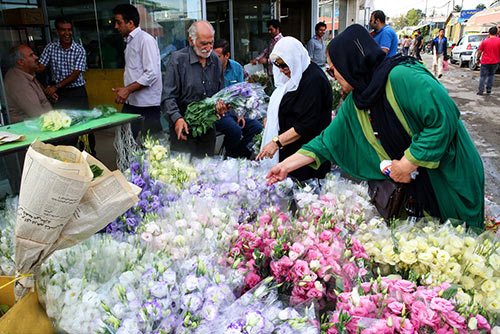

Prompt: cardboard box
[{"left": 2, "top": 8, "right": 44, "bottom": 25}]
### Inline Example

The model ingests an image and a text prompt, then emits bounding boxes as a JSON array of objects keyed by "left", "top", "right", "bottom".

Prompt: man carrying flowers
[{"left": 161, "top": 20, "right": 228, "bottom": 157}]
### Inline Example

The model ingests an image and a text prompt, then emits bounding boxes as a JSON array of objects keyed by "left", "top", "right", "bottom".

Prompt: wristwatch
[{"left": 272, "top": 136, "right": 283, "bottom": 149}]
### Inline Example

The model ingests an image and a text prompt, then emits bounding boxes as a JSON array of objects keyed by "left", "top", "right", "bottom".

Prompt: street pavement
[{"left": 421, "top": 53, "right": 500, "bottom": 205}]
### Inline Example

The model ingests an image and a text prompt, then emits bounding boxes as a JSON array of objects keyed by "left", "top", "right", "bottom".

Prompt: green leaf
[
  {"left": 90, "top": 164, "right": 104, "bottom": 180},
  {"left": 442, "top": 286, "right": 458, "bottom": 300},
  {"left": 336, "top": 277, "right": 344, "bottom": 292}
]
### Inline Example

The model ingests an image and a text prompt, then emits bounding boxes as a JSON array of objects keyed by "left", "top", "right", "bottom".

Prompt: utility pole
[{"left": 425, "top": 0, "right": 428, "bottom": 18}]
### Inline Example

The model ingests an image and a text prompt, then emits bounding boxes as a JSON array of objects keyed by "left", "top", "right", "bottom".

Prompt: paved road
[{"left": 421, "top": 53, "right": 500, "bottom": 205}]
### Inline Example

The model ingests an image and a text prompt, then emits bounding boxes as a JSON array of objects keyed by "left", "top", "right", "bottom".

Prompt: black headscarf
[{"left": 327, "top": 24, "right": 440, "bottom": 218}]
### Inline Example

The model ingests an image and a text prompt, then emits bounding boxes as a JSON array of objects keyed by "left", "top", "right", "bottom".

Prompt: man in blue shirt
[
  {"left": 369, "top": 10, "right": 398, "bottom": 57},
  {"left": 213, "top": 39, "right": 263, "bottom": 159},
  {"left": 431, "top": 28, "right": 448, "bottom": 78}
]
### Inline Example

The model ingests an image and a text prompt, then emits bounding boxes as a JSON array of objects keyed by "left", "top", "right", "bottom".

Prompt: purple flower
[
  {"left": 126, "top": 217, "right": 137, "bottom": 228},
  {"left": 132, "top": 176, "right": 146, "bottom": 188},
  {"left": 201, "top": 301, "right": 218, "bottom": 321},
  {"left": 225, "top": 322, "right": 247, "bottom": 334},
  {"left": 142, "top": 300, "right": 162, "bottom": 321},
  {"left": 130, "top": 161, "right": 140, "bottom": 172}
]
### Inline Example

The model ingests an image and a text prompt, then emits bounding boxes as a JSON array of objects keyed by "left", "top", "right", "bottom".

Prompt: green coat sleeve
[
  {"left": 300, "top": 95, "right": 385, "bottom": 181},
  {"left": 389, "top": 64, "right": 460, "bottom": 169}
]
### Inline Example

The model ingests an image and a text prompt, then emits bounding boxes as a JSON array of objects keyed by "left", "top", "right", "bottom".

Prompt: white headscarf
[{"left": 260, "top": 37, "right": 311, "bottom": 165}]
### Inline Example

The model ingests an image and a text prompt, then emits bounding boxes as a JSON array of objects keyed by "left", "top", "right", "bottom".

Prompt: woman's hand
[
  {"left": 266, "top": 163, "right": 289, "bottom": 185},
  {"left": 390, "top": 157, "right": 418, "bottom": 183},
  {"left": 256, "top": 141, "right": 279, "bottom": 160}
]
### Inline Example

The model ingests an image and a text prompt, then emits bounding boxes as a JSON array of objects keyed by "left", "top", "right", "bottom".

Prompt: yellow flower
[
  {"left": 464, "top": 236, "right": 476, "bottom": 247},
  {"left": 455, "top": 289, "right": 472, "bottom": 305},
  {"left": 481, "top": 280, "right": 496, "bottom": 293},
  {"left": 401, "top": 239, "right": 418, "bottom": 253},
  {"left": 460, "top": 276, "right": 475, "bottom": 290},
  {"left": 400, "top": 251, "right": 417, "bottom": 265},
  {"left": 418, "top": 252, "right": 434, "bottom": 266},
  {"left": 415, "top": 237, "right": 429, "bottom": 251},
  {"left": 444, "top": 262, "right": 461, "bottom": 278},
  {"left": 487, "top": 299, "right": 500, "bottom": 313},
  {"left": 436, "top": 250, "right": 450, "bottom": 266},
  {"left": 489, "top": 253, "right": 500, "bottom": 270},
  {"left": 381, "top": 244, "right": 398, "bottom": 266}
]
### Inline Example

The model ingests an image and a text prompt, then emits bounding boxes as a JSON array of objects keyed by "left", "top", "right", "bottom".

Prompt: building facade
[{"left": 0, "top": 0, "right": 361, "bottom": 112}]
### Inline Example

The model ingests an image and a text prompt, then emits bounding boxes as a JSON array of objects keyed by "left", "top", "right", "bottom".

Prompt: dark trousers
[
  {"left": 415, "top": 48, "right": 422, "bottom": 61},
  {"left": 53, "top": 85, "right": 96, "bottom": 155},
  {"left": 122, "top": 103, "right": 162, "bottom": 139},
  {"left": 478, "top": 63, "right": 499, "bottom": 94},
  {"left": 55, "top": 85, "right": 89, "bottom": 109},
  {"left": 215, "top": 114, "right": 263, "bottom": 158},
  {"left": 169, "top": 125, "right": 216, "bottom": 158},
  {"left": 403, "top": 47, "right": 409, "bottom": 56}
]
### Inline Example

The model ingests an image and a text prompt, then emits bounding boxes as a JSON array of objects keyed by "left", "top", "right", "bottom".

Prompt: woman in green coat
[{"left": 266, "top": 24, "right": 484, "bottom": 228}]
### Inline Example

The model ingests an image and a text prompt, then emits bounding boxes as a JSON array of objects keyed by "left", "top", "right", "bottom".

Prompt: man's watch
[{"left": 272, "top": 136, "right": 283, "bottom": 149}]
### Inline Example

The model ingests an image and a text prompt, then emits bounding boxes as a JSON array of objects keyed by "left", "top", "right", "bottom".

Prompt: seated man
[
  {"left": 4, "top": 45, "right": 53, "bottom": 123},
  {"left": 161, "top": 20, "right": 227, "bottom": 157},
  {"left": 213, "top": 39, "right": 263, "bottom": 159}
]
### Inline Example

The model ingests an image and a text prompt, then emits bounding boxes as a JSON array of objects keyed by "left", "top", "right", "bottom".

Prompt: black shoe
[
  {"left": 438, "top": 74, "right": 442, "bottom": 78},
  {"left": 486, "top": 90, "right": 491, "bottom": 94},
  {"left": 477, "top": 92, "right": 483, "bottom": 95}
]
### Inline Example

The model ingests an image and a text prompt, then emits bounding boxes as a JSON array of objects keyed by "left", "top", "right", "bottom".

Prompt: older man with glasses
[{"left": 161, "top": 20, "right": 228, "bottom": 157}]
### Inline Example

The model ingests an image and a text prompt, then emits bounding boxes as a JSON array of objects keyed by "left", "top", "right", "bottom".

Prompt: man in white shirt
[{"left": 112, "top": 4, "right": 162, "bottom": 138}]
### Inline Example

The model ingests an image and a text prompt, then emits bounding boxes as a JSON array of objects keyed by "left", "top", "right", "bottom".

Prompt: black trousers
[
  {"left": 169, "top": 125, "right": 216, "bottom": 158},
  {"left": 53, "top": 85, "right": 95, "bottom": 155},
  {"left": 122, "top": 103, "right": 162, "bottom": 139}
]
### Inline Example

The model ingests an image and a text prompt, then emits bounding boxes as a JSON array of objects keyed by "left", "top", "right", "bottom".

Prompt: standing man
[
  {"left": 306, "top": 22, "right": 327, "bottom": 66},
  {"left": 112, "top": 4, "right": 162, "bottom": 137},
  {"left": 161, "top": 20, "right": 227, "bottom": 157},
  {"left": 5, "top": 45, "right": 53, "bottom": 123},
  {"left": 250, "top": 19, "right": 283, "bottom": 76},
  {"left": 369, "top": 10, "right": 398, "bottom": 57},
  {"left": 476, "top": 26, "right": 500, "bottom": 95},
  {"left": 402, "top": 35, "right": 411, "bottom": 56},
  {"left": 213, "top": 39, "right": 263, "bottom": 159},
  {"left": 39, "top": 17, "right": 88, "bottom": 110},
  {"left": 431, "top": 28, "right": 448, "bottom": 78},
  {"left": 415, "top": 30, "right": 424, "bottom": 61}
]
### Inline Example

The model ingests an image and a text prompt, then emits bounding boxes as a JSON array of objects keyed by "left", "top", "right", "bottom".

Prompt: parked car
[
  {"left": 450, "top": 33, "right": 488, "bottom": 67},
  {"left": 469, "top": 48, "right": 480, "bottom": 70}
]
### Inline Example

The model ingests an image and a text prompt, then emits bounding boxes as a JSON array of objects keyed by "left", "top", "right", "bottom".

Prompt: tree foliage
[
  {"left": 453, "top": 5, "right": 462, "bottom": 12},
  {"left": 392, "top": 8, "right": 425, "bottom": 31},
  {"left": 476, "top": 3, "right": 486, "bottom": 9}
]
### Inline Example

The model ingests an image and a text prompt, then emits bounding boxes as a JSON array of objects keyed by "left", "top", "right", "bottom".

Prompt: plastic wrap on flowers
[
  {"left": 0, "top": 197, "right": 17, "bottom": 276},
  {"left": 98, "top": 255, "right": 243, "bottom": 334},
  {"left": 323, "top": 276, "right": 494, "bottom": 333},
  {"left": 37, "top": 233, "right": 171, "bottom": 334},
  {"left": 226, "top": 206, "right": 369, "bottom": 311},
  {"left": 195, "top": 277, "right": 319, "bottom": 334},
  {"left": 138, "top": 195, "right": 240, "bottom": 259},
  {"left": 26, "top": 105, "right": 117, "bottom": 131},
  {"left": 142, "top": 137, "right": 197, "bottom": 194},
  {"left": 184, "top": 82, "right": 268, "bottom": 137},
  {"left": 103, "top": 157, "right": 179, "bottom": 235},
  {"left": 354, "top": 219, "right": 500, "bottom": 319},
  {"left": 293, "top": 173, "right": 377, "bottom": 233},
  {"left": 246, "top": 72, "right": 275, "bottom": 96},
  {"left": 190, "top": 158, "right": 294, "bottom": 224}
]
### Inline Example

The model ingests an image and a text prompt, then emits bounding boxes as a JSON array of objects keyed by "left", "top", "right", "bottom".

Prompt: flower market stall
[{"left": 0, "top": 135, "right": 499, "bottom": 334}]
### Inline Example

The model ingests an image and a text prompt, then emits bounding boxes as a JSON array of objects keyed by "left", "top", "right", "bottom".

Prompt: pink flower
[
  {"left": 290, "top": 285, "right": 308, "bottom": 305},
  {"left": 317, "top": 243, "right": 335, "bottom": 258},
  {"left": 351, "top": 238, "right": 370, "bottom": 259},
  {"left": 399, "top": 318, "right": 415, "bottom": 334},
  {"left": 319, "top": 230, "right": 334, "bottom": 242},
  {"left": 259, "top": 214, "right": 271, "bottom": 225},
  {"left": 475, "top": 314, "right": 491, "bottom": 331},
  {"left": 270, "top": 256, "right": 293, "bottom": 279},
  {"left": 306, "top": 286, "right": 323, "bottom": 299},
  {"left": 387, "top": 301, "right": 404, "bottom": 315},
  {"left": 342, "top": 262, "right": 359, "bottom": 279},
  {"left": 306, "top": 249, "right": 322, "bottom": 262},
  {"left": 291, "top": 260, "right": 310, "bottom": 279},
  {"left": 290, "top": 242, "right": 305, "bottom": 255},
  {"left": 230, "top": 246, "right": 241, "bottom": 257},
  {"left": 390, "top": 279, "right": 415, "bottom": 293},
  {"left": 326, "top": 288, "right": 337, "bottom": 302},
  {"left": 429, "top": 297, "right": 455, "bottom": 313},
  {"left": 245, "top": 272, "right": 261, "bottom": 289},
  {"left": 278, "top": 212, "right": 289, "bottom": 222},
  {"left": 361, "top": 282, "right": 372, "bottom": 294},
  {"left": 443, "top": 310, "right": 465, "bottom": 329}
]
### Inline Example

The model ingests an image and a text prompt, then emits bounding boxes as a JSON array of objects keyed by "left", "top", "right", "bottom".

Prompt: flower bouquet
[
  {"left": 327, "top": 78, "right": 343, "bottom": 114},
  {"left": 185, "top": 83, "right": 268, "bottom": 137},
  {"left": 32, "top": 105, "right": 118, "bottom": 131},
  {"left": 195, "top": 276, "right": 319, "bottom": 334},
  {"left": 355, "top": 220, "right": 500, "bottom": 317},
  {"left": 246, "top": 72, "right": 275, "bottom": 96},
  {"left": 226, "top": 206, "right": 368, "bottom": 310},
  {"left": 0, "top": 196, "right": 17, "bottom": 276},
  {"left": 323, "top": 276, "right": 494, "bottom": 333}
]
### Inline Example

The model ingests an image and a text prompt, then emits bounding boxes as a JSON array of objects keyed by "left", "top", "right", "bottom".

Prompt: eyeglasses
[
  {"left": 326, "top": 65, "right": 335, "bottom": 78},
  {"left": 273, "top": 60, "right": 289, "bottom": 71}
]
